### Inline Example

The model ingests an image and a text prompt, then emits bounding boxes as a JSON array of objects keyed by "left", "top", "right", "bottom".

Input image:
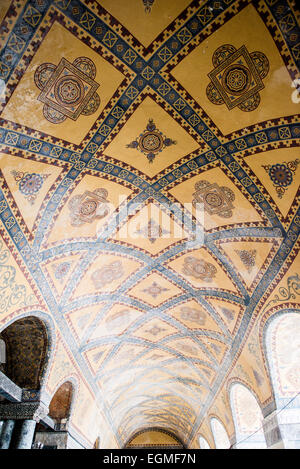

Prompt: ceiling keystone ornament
[
  {"left": 68, "top": 188, "right": 110, "bottom": 226},
  {"left": 235, "top": 249, "right": 257, "bottom": 273},
  {"left": 262, "top": 159, "right": 300, "bottom": 198},
  {"left": 182, "top": 256, "right": 217, "bottom": 282},
  {"left": 52, "top": 261, "right": 72, "bottom": 280},
  {"left": 206, "top": 44, "right": 269, "bottom": 111},
  {"left": 91, "top": 260, "right": 124, "bottom": 289},
  {"left": 180, "top": 306, "right": 206, "bottom": 326},
  {"left": 11, "top": 170, "right": 50, "bottom": 205},
  {"left": 135, "top": 218, "right": 170, "bottom": 243},
  {"left": 34, "top": 56, "right": 100, "bottom": 123},
  {"left": 126, "top": 119, "right": 176, "bottom": 163},
  {"left": 192, "top": 180, "right": 235, "bottom": 218},
  {"left": 142, "top": 281, "right": 169, "bottom": 298},
  {"left": 142, "top": 0, "right": 155, "bottom": 13}
]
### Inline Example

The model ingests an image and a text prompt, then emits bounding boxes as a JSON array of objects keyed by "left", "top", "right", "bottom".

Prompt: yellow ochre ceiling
[{"left": 0, "top": 0, "right": 299, "bottom": 448}]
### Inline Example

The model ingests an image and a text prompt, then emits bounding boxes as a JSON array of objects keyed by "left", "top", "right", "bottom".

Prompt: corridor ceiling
[{"left": 0, "top": 0, "right": 299, "bottom": 448}]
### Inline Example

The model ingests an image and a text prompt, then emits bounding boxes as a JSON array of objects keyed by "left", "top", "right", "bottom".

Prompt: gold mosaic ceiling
[{"left": 0, "top": 0, "right": 299, "bottom": 448}]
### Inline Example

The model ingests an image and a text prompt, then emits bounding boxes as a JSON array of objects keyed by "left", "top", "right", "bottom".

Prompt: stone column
[
  {"left": 0, "top": 401, "right": 48, "bottom": 449},
  {"left": 0, "top": 419, "right": 15, "bottom": 449},
  {"left": 262, "top": 411, "right": 285, "bottom": 449},
  {"left": 16, "top": 419, "right": 37, "bottom": 449}
]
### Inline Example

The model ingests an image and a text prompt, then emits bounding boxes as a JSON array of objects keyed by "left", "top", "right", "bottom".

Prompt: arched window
[
  {"left": 48, "top": 381, "right": 74, "bottom": 430},
  {"left": 265, "top": 312, "right": 300, "bottom": 449},
  {"left": 199, "top": 436, "right": 210, "bottom": 449},
  {"left": 230, "top": 383, "right": 266, "bottom": 448},
  {"left": 210, "top": 417, "right": 230, "bottom": 449},
  {"left": 1, "top": 316, "right": 48, "bottom": 389}
]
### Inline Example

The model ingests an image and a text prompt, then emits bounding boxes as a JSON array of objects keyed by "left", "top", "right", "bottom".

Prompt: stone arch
[
  {"left": 198, "top": 435, "right": 211, "bottom": 449},
  {"left": 229, "top": 381, "right": 266, "bottom": 448},
  {"left": 124, "top": 427, "right": 185, "bottom": 448},
  {"left": 262, "top": 309, "right": 300, "bottom": 448},
  {"left": 0, "top": 311, "right": 55, "bottom": 392},
  {"left": 210, "top": 417, "right": 230, "bottom": 449},
  {"left": 48, "top": 380, "right": 75, "bottom": 429}
]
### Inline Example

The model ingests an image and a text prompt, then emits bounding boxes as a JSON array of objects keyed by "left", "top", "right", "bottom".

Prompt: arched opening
[
  {"left": 48, "top": 381, "right": 74, "bottom": 429},
  {"left": 230, "top": 383, "right": 266, "bottom": 448},
  {"left": 125, "top": 428, "right": 184, "bottom": 449},
  {"left": 199, "top": 435, "right": 210, "bottom": 449},
  {"left": 0, "top": 316, "right": 48, "bottom": 390},
  {"left": 265, "top": 311, "right": 300, "bottom": 449},
  {"left": 210, "top": 417, "right": 230, "bottom": 449}
]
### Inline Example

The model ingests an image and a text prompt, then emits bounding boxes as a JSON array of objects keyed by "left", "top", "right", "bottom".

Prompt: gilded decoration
[
  {"left": 34, "top": 56, "right": 100, "bottom": 123},
  {"left": 68, "top": 188, "right": 110, "bottom": 226},
  {"left": 192, "top": 180, "right": 235, "bottom": 218},
  {"left": 0, "top": 0, "right": 299, "bottom": 450},
  {"left": 206, "top": 44, "right": 269, "bottom": 111}
]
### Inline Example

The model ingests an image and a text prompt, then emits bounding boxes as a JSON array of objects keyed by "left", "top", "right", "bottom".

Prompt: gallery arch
[
  {"left": 0, "top": 315, "right": 52, "bottom": 449},
  {"left": 199, "top": 435, "right": 211, "bottom": 449},
  {"left": 263, "top": 311, "right": 300, "bottom": 449},
  {"left": 210, "top": 417, "right": 230, "bottom": 449},
  {"left": 230, "top": 383, "right": 266, "bottom": 449}
]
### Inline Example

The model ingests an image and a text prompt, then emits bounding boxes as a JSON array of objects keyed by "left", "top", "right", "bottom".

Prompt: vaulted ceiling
[{"left": 0, "top": 0, "right": 299, "bottom": 448}]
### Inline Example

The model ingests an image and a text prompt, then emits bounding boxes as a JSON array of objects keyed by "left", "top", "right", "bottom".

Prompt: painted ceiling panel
[{"left": 0, "top": 0, "right": 299, "bottom": 448}]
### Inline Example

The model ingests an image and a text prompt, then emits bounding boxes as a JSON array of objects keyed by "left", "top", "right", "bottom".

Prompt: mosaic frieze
[
  {"left": 206, "top": 44, "right": 269, "bottom": 111},
  {"left": 34, "top": 56, "right": 100, "bottom": 124},
  {"left": 127, "top": 119, "right": 176, "bottom": 163},
  {"left": 192, "top": 180, "right": 235, "bottom": 218}
]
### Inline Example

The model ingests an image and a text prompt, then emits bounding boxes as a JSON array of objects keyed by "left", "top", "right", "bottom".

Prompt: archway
[
  {"left": 0, "top": 316, "right": 48, "bottom": 390},
  {"left": 125, "top": 428, "right": 184, "bottom": 449},
  {"left": 230, "top": 383, "right": 266, "bottom": 448},
  {"left": 265, "top": 311, "right": 300, "bottom": 449},
  {"left": 210, "top": 417, "right": 230, "bottom": 449},
  {"left": 199, "top": 435, "right": 210, "bottom": 449}
]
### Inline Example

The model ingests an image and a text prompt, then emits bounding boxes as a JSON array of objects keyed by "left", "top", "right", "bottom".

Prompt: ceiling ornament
[
  {"left": 235, "top": 249, "right": 257, "bottom": 273},
  {"left": 126, "top": 119, "right": 176, "bottom": 163},
  {"left": 179, "top": 306, "right": 206, "bottom": 326},
  {"left": 206, "top": 44, "right": 269, "bottom": 111},
  {"left": 34, "top": 56, "right": 100, "bottom": 124},
  {"left": 135, "top": 218, "right": 170, "bottom": 243},
  {"left": 52, "top": 261, "right": 72, "bottom": 280},
  {"left": 11, "top": 170, "right": 50, "bottom": 205},
  {"left": 105, "top": 309, "right": 131, "bottom": 330},
  {"left": 68, "top": 188, "right": 110, "bottom": 226},
  {"left": 192, "top": 180, "right": 235, "bottom": 218},
  {"left": 182, "top": 256, "right": 217, "bottom": 282},
  {"left": 262, "top": 159, "right": 300, "bottom": 198},
  {"left": 91, "top": 260, "right": 124, "bottom": 290},
  {"left": 142, "top": 281, "right": 169, "bottom": 298},
  {"left": 142, "top": 0, "right": 155, "bottom": 13}
]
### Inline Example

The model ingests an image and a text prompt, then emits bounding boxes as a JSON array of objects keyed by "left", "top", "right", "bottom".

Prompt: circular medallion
[
  {"left": 250, "top": 51, "right": 269, "bottom": 79},
  {"left": 222, "top": 64, "right": 251, "bottom": 95},
  {"left": 34, "top": 63, "right": 56, "bottom": 90},
  {"left": 269, "top": 164, "right": 293, "bottom": 187},
  {"left": 81, "top": 92, "right": 100, "bottom": 116},
  {"left": 19, "top": 173, "right": 43, "bottom": 196},
  {"left": 204, "top": 191, "right": 224, "bottom": 208},
  {"left": 212, "top": 44, "right": 236, "bottom": 67},
  {"left": 139, "top": 131, "right": 164, "bottom": 153},
  {"left": 43, "top": 104, "right": 66, "bottom": 124},
  {"left": 80, "top": 199, "right": 98, "bottom": 217},
  {"left": 54, "top": 75, "right": 84, "bottom": 106},
  {"left": 206, "top": 82, "right": 224, "bottom": 105},
  {"left": 73, "top": 56, "right": 97, "bottom": 79}
]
